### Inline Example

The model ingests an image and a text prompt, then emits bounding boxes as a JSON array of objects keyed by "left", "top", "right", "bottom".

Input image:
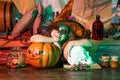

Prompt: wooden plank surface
[{"left": 0, "top": 39, "right": 28, "bottom": 48}]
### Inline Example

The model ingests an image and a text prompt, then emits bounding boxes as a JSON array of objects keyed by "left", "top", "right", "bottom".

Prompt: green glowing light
[{"left": 68, "top": 46, "right": 94, "bottom": 66}]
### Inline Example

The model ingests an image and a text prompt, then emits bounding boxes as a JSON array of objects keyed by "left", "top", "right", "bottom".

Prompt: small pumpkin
[{"left": 27, "top": 42, "right": 60, "bottom": 68}]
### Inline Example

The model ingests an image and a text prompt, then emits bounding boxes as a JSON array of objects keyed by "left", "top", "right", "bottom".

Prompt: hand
[
  {"left": 63, "top": 39, "right": 93, "bottom": 59},
  {"left": 63, "top": 41, "right": 73, "bottom": 60}
]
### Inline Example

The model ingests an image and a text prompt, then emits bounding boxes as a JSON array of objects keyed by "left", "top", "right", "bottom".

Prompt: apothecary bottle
[{"left": 92, "top": 15, "right": 103, "bottom": 40}]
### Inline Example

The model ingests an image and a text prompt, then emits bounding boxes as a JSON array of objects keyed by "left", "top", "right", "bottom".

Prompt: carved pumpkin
[{"left": 27, "top": 42, "right": 60, "bottom": 68}]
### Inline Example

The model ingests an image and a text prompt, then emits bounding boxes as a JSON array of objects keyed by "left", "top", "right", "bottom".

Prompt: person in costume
[{"left": 30, "top": 23, "right": 94, "bottom": 69}]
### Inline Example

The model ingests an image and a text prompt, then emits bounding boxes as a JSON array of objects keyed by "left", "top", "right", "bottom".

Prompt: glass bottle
[{"left": 92, "top": 15, "right": 104, "bottom": 40}]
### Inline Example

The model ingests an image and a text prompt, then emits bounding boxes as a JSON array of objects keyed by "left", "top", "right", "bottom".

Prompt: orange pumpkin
[{"left": 27, "top": 42, "right": 60, "bottom": 68}]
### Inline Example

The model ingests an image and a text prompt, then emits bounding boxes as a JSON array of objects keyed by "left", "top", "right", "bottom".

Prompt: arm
[
  {"left": 30, "top": 34, "right": 54, "bottom": 43},
  {"left": 63, "top": 39, "right": 93, "bottom": 59},
  {"left": 70, "top": 39, "right": 93, "bottom": 47},
  {"left": 30, "top": 34, "right": 61, "bottom": 49}
]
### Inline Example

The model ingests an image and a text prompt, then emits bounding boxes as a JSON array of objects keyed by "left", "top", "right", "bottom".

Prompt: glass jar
[
  {"left": 110, "top": 56, "right": 119, "bottom": 68},
  {"left": 100, "top": 54, "right": 110, "bottom": 68},
  {"left": 6, "top": 47, "right": 25, "bottom": 68}
]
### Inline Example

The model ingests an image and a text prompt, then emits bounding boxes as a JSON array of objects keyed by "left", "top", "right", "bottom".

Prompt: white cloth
[{"left": 67, "top": 46, "right": 93, "bottom": 66}]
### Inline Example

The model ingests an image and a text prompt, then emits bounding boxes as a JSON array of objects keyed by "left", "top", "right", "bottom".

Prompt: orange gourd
[{"left": 27, "top": 42, "right": 60, "bottom": 68}]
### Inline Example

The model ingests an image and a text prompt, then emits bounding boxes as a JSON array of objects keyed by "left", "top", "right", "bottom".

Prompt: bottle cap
[{"left": 96, "top": 15, "right": 100, "bottom": 19}]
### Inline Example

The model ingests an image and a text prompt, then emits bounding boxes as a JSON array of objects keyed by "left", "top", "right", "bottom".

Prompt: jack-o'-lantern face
[
  {"left": 27, "top": 43, "right": 43, "bottom": 68},
  {"left": 28, "top": 49, "right": 43, "bottom": 61},
  {"left": 27, "top": 42, "right": 60, "bottom": 68},
  {"left": 27, "top": 49, "right": 43, "bottom": 65}
]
